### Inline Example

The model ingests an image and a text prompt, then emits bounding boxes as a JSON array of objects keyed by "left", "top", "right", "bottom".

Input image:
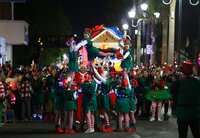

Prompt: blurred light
[
  {"left": 154, "top": 12, "right": 160, "bottom": 18},
  {"left": 141, "top": 3, "right": 148, "bottom": 11},
  {"left": 74, "top": 34, "right": 77, "bottom": 37},
  {"left": 63, "top": 54, "right": 67, "bottom": 59},
  {"left": 122, "top": 23, "right": 129, "bottom": 30},
  {"left": 135, "top": 29, "right": 138, "bottom": 35},
  {"left": 40, "top": 42, "right": 43, "bottom": 45},
  {"left": 128, "top": 9, "right": 136, "bottom": 18}
]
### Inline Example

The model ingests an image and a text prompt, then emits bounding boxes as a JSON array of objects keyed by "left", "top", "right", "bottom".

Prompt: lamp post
[
  {"left": 128, "top": 3, "right": 148, "bottom": 65},
  {"left": 162, "top": 0, "right": 199, "bottom": 65},
  {"left": 122, "top": 23, "right": 129, "bottom": 37}
]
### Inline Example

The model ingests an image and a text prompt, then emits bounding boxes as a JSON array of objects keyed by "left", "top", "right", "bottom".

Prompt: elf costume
[
  {"left": 66, "top": 36, "right": 79, "bottom": 72},
  {"left": 81, "top": 74, "right": 97, "bottom": 133},
  {"left": 145, "top": 71, "right": 171, "bottom": 121},
  {"left": 175, "top": 62, "right": 200, "bottom": 138},
  {"left": 54, "top": 81, "right": 64, "bottom": 133},
  {"left": 63, "top": 82, "right": 77, "bottom": 134}
]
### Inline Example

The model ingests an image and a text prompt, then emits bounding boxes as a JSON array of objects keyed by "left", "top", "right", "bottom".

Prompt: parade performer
[
  {"left": 115, "top": 75, "right": 134, "bottom": 132},
  {"left": 118, "top": 38, "right": 133, "bottom": 80},
  {"left": 32, "top": 73, "right": 44, "bottom": 120},
  {"left": 63, "top": 79, "right": 77, "bottom": 134},
  {"left": 76, "top": 28, "right": 114, "bottom": 62},
  {"left": 54, "top": 75, "right": 65, "bottom": 133},
  {"left": 145, "top": 70, "right": 171, "bottom": 121},
  {"left": 92, "top": 64, "right": 113, "bottom": 132},
  {"left": 74, "top": 64, "right": 88, "bottom": 129},
  {"left": 174, "top": 62, "right": 200, "bottom": 138},
  {"left": 46, "top": 69, "right": 57, "bottom": 121},
  {"left": 0, "top": 72, "right": 5, "bottom": 127},
  {"left": 81, "top": 73, "right": 97, "bottom": 133},
  {"left": 66, "top": 35, "right": 79, "bottom": 72}
]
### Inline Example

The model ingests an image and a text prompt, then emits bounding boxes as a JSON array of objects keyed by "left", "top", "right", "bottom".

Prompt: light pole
[
  {"left": 128, "top": 3, "right": 148, "bottom": 65},
  {"left": 122, "top": 23, "right": 129, "bottom": 37},
  {"left": 162, "top": 0, "right": 199, "bottom": 65}
]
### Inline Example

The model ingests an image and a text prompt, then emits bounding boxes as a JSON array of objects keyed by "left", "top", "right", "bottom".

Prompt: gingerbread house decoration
[{"left": 90, "top": 25, "right": 123, "bottom": 52}]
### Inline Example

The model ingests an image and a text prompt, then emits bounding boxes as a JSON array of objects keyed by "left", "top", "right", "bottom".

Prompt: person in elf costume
[
  {"left": 54, "top": 74, "right": 65, "bottom": 133},
  {"left": 0, "top": 70, "right": 5, "bottom": 127},
  {"left": 118, "top": 38, "right": 133, "bottom": 79},
  {"left": 114, "top": 75, "right": 134, "bottom": 132},
  {"left": 174, "top": 62, "right": 200, "bottom": 138},
  {"left": 137, "top": 69, "right": 152, "bottom": 118},
  {"left": 145, "top": 70, "right": 171, "bottom": 121},
  {"left": 66, "top": 35, "right": 79, "bottom": 73},
  {"left": 76, "top": 28, "right": 114, "bottom": 62},
  {"left": 63, "top": 79, "right": 78, "bottom": 134},
  {"left": 92, "top": 64, "right": 113, "bottom": 132},
  {"left": 31, "top": 73, "right": 44, "bottom": 120},
  {"left": 81, "top": 73, "right": 97, "bottom": 133},
  {"left": 45, "top": 69, "right": 58, "bottom": 121}
]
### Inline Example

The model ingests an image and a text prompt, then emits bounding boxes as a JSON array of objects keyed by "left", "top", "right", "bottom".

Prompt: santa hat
[
  {"left": 180, "top": 61, "right": 194, "bottom": 75},
  {"left": 84, "top": 28, "right": 92, "bottom": 35},
  {"left": 122, "top": 79, "right": 128, "bottom": 88}
]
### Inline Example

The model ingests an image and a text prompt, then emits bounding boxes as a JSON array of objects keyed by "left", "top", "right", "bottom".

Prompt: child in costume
[
  {"left": 66, "top": 36, "right": 79, "bottom": 73},
  {"left": 54, "top": 75, "right": 65, "bottom": 133},
  {"left": 115, "top": 75, "right": 133, "bottom": 132},
  {"left": 0, "top": 77, "right": 5, "bottom": 127},
  {"left": 63, "top": 79, "right": 77, "bottom": 134},
  {"left": 81, "top": 73, "right": 97, "bottom": 133},
  {"left": 76, "top": 28, "right": 114, "bottom": 62},
  {"left": 145, "top": 70, "right": 171, "bottom": 121},
  {"left": 118, "top": 38, "right": 133, "bottom": 79},
  {"left": 32, "top": 73, "right": 44, "bottom": 120},
  {"left": 92, "top": 64, "right": 113, "bottom": 132}
]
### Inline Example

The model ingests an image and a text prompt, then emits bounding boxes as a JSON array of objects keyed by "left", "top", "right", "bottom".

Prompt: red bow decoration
[
  {"left": 85, "top": 28, "right": 92, "bottom": 34},
  {"left": 92, "top": 24, "right": 104, "bottom": 32}
]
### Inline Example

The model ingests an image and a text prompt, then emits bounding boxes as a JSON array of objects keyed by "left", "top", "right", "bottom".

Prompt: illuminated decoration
[{"left": 198, "top": 53, "right": 200, "bottom": 66}]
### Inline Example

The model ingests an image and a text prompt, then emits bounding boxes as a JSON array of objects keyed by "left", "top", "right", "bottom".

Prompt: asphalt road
[{"left": 0, "top": 116, "right": 193, "bottom": 138}]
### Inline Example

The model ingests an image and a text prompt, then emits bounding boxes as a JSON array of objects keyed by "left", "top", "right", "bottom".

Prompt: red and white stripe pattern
[{"left": 0, "top": 81, "right": 5, "bottom": 100}]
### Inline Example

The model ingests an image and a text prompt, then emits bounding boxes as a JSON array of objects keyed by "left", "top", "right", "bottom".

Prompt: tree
[{"left": 13, "top": 0, "right": 71, "bottom": 66}]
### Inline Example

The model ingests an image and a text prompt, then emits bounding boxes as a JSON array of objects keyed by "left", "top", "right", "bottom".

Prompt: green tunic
[
  {"left": 32, "top": 80, "right": 44, "bottom": 106},
  {"left": 63, "top": 89, "right": 77, "bottom": 111},
  {"left": 176, "top": 77, "right": 200, "bottom": 120},
  {"left": 54, "top": 84, "right": 64, "bottom": 111},
  {"left": 121, "top": 49, "right": 133, "bottom": 69},
  {"left": 82, "top": 81, "right": 97, "bottom": 112},
  {"left": 97, "top": 80, "right": 111, "bottom": 111},
  {"left": 129, "top": 89, "right": 136, "bottom": 111},
  {"left": 115, "top": 87, "right": 133, "bottom": 113},
  {"left": 68, "top": 51, "right": 79, "bottom": 72},
  {"left": 46, "top": 76, "right": 57, "bottom": 100},
  {"left": 85, "top": 38, "right": 99, "bottom": 60}
]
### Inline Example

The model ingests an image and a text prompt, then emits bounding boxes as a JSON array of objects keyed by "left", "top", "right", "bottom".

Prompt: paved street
[{"left": 0, "top": 117, "right": 193, "bottom": 138}]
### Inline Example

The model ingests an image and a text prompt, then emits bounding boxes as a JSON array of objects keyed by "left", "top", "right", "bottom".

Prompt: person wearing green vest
[
  {"left": 81, "top": 73, "right": 97, "bottom": 133},
  {"left": 174, "top": 62, "right": 200, "bottom": 138},
  {"left": 93, "top": 65, "right": 113, "bottom": 132}
]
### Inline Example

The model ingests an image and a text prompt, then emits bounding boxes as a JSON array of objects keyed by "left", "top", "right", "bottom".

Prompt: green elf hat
[
  {"left": 84, "top": 28, "right": 92, "bottom": 35},
  {"left": 124, "top": 38, "right": 131, "bottom": 46}
]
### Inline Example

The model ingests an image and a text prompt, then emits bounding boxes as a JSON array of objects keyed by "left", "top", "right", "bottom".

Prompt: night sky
[
  {"left": 15, "top": 0, "right": 107, "bottom": 34},
  {"left": 64, "top": 0, "right": 107, "bottom": 33}
]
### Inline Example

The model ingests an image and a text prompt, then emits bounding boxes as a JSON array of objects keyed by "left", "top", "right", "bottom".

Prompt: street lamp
[
  {"left": 162, "top": 0, "right": 199, "bottom": 65},
  {"left": 122, "top": 23, "right": 129, "bottom": 37},
  {"left": 162, "top": 0, "right": 199, "bottom": 6},
  {"left": 128, "top": 3, "right": 148, "bottom": 28}
]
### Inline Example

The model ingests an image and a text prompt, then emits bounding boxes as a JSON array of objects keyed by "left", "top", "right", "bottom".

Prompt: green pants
[{"left": 0, "top": 102, "right": 3, "bottom": 123}]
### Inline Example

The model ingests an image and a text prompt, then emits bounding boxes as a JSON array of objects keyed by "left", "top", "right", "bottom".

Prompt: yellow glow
[{"left": 114, "top": 61, "right": 122, "bottom": 71}]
